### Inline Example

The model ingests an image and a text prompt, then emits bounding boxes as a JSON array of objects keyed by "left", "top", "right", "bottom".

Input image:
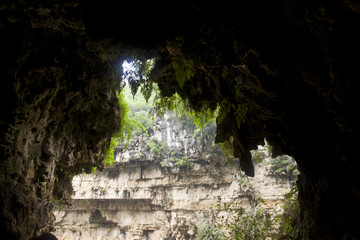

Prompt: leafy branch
[
  {"left": 123, "top": 58, "right": 155, "bottom": 101},
  {"left": 172, "top": 56, "right": 196, "bottom": 88},
  {"left": 217, "top": 98, "right": 247, "bottom": 128}
]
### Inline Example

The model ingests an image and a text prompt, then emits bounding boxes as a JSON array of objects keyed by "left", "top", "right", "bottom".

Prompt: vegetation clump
[
  {"left": 172, "top": 56, "right": 196, "bottom": 88},
  {"left": 196, "top": 222, "right": 225, "bottom": 240},
  {"left": 100, "top": 90, "right": 148, "bottom": 170},
  {"left": 215, "top": 199, "right": 274, "bottom": 240},
  {"left": 214, "top": 186, "right": 299, "bottom": 240},
  {"left": 275, "top": 185, "right": 300, "bottom": 240},
  {"left": 270, "top": 155, "right": 299, "bottom": 181}
]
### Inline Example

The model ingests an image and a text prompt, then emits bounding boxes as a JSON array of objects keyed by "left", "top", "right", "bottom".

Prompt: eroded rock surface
[{"left": 0, "top": 1, "right": 120, "bottom": 239}]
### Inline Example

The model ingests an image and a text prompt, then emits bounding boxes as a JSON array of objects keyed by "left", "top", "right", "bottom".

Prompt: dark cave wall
[
  {"left": 0, "top": 1, "right": 120, "bottom": 239},
  {"left": 0, "top": 0, "right": 360, "bottom": 239}
]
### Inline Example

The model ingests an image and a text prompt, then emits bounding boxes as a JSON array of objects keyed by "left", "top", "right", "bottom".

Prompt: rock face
[
  {"left": 53, "top": 114, "right": 291, "bottom": 240},
  {"left": 0, "top": 1, "right": 120, "bottom": 239},
  {"left": 1, "top": 1, "right": 359, "bottom": 239}
]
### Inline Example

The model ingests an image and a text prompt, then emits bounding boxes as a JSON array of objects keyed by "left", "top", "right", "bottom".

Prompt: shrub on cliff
[
  {"left": 270, "top": 155, "right": 299, "bottom": 181},
  {"left": 196, "top": 222, "right": 225, "bottom": 240},
  {"left": 215, "top": 199, "right": 274, "bottom": 240},
  {"left": 274, "top": 186, "right": 300, "bottom": 240},
  {"left": 214, "top": 186, "right": 300, "bottom": 240},
  {"left": 102, "top": 90, "right": 147, "bottom": 168}
]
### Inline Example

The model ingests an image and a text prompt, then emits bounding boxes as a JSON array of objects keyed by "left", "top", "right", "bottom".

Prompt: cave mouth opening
[{"left": 59, "top": 57, "right": 301, "bottom": 239}]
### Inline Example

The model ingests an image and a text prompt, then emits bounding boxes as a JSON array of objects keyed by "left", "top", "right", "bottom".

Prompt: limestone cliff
[{"left": 53, "top": 113, "right": 293, "bottom": 240}]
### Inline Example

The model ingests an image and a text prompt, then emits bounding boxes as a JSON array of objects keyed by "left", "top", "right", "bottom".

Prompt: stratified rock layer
[{"left": 53, "top": 116, "right": 291, "bottom": 240}]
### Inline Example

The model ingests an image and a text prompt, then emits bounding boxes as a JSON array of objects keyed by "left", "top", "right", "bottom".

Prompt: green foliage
[
  {"left": 115, "top": 91, "right": 129, "bottom": 141},
  {"left": 134, "top": 111, "right": 154, "bottom": 134},
  {"left": 265, "top": 141, "right": 273, "bottom": 155},
  {"left": 121, "top": 57, "right": 249, "bottom": 162},
  {"left": 192, "top": 127, "right": 208, "bottom": 148},
  {"left": 234, "top": 104, "right": 248, "bottom": 129},
  {"left": 217, "top": 98, "right": 247, "bottom": 129},
  {"left": 215, "top": 199, "right": 274, "bottom": 240},
  {"left": 123, "top": 58, "right": 155, "bottom": 100},
  {"left": 251, "top": 149, "right": 267, "bottom": 163},
  {"left": 121, "top": 84, "right": 155, "bottom": 138},
  {"left": 116, "top": 91, "right": 148, "bottom": 143},
  {"left": 152, "top": 90, "right": 216, "bottom": 130},
  {"left": 183, "top": 105, "right": 216, "bottom": 130},
  {"left": 214, "top": 184, "right": 300, "bottom": 240},
  {"left": 122, "top": 83, "right": 154, "bottom": 112},
  {"left": 192, "top": 128, "right": 203, "bottom": 138},
  {"left": 116, "top": 83, "right": 216, "bottom": 168},
  {"left": 140, "top": 80, "right": 154, "bottom": 103},
  {"left": 275, "top": 185, "right": 299, "bottom": 240},
  {"left": 123, "top": 58, "right": 216, "bottom": 134},
  {"left": 172, "top": 56, "right": 196, "bottom": 88},
  {"left": 124, "top": 114, "right": 149, "bottom": 138},
  {"left": 218, "top": 136, "right": 235, "bottom": 163},
  {"left": 215, "top": 99, "right": 247, "bottom": 158},
  {"left": 118, "top": 57, "right": 247, "bottom": 168},
  {"left": 104, "top": 137, "right": 117, "bottom": 167},
  {"left": 145, "top": 139, "right": 168, "bottom": 159},
  {"left": 196, "top": 223, "right": 225, "bottom": 240},
  {"left": 152, "top": 91, "right": 183, "bottom": 117},
  {"left": 175, "top": 157, "right": 193, "bottom": 170},
  {"left": 102, "top": 86, "right": 148, "bottom": 168},
  {"left": 270, "top": 155, "right": 299, "bottom": 181},
  {"left": 238, "top": 176, "right": 253, "bottom": 193},
  {"left": 217, "top": 98, "right": 232, "bottom": 124}
]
